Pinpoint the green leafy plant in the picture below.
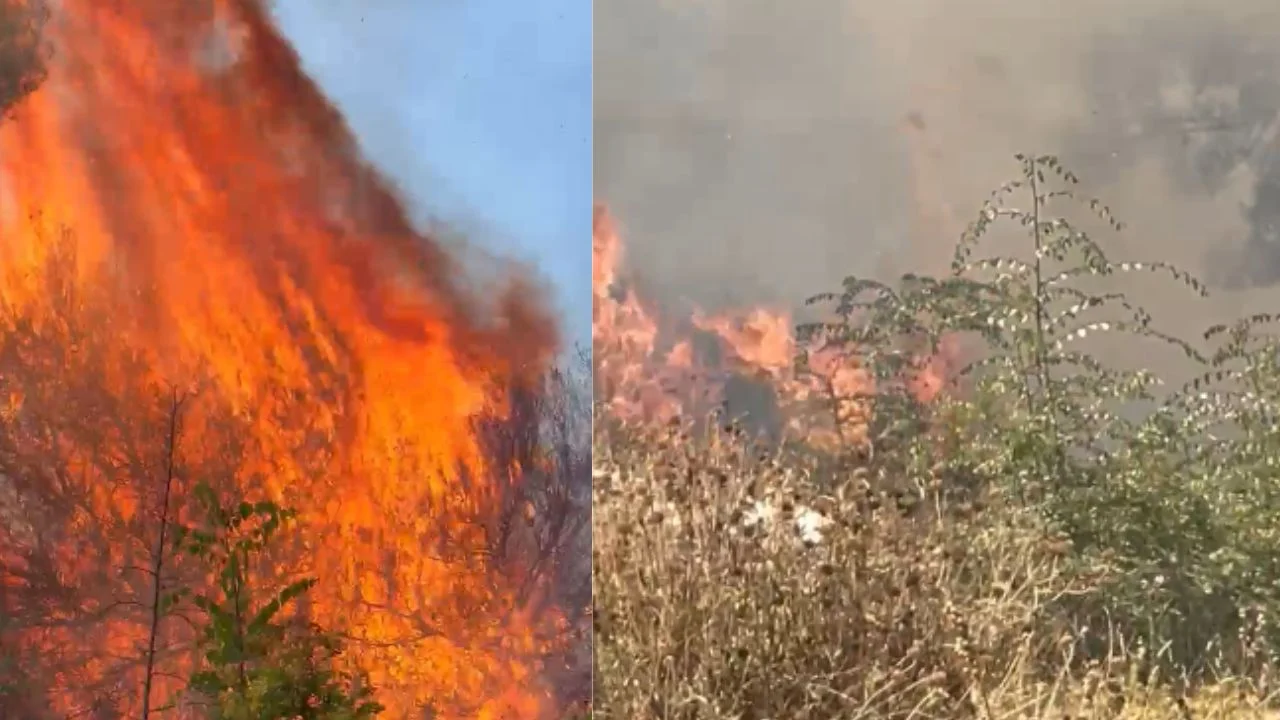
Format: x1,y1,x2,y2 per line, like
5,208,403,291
171,482,384,720
804,154,1280,674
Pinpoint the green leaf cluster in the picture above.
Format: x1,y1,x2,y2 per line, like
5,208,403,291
170,483,384,720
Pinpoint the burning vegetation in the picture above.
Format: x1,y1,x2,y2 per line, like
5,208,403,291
0,1,588,718
593,205,954,451
594,151,1280,717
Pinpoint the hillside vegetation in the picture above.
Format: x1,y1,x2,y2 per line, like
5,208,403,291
593,155,1280,719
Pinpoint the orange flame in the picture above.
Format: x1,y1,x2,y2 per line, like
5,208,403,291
0,1,567,717
593,203,954,449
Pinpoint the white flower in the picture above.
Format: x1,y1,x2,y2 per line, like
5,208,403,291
795,506,833,546
743,499,776,529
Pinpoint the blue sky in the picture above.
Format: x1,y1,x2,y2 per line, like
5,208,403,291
272,1,592,346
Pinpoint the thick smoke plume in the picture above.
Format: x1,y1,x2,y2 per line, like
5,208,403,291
596,0,1280,365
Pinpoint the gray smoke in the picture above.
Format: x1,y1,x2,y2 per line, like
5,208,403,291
595,0,908,314
595,0,1280,366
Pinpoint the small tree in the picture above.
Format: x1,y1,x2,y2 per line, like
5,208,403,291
170,483,383,720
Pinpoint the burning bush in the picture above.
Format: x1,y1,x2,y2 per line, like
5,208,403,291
594,155,1280,717
0,1,589,718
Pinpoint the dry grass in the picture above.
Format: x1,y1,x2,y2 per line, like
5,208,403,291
590,155,1280,719
591,419,1280,719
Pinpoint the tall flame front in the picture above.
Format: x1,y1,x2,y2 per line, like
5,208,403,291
0,0,562,717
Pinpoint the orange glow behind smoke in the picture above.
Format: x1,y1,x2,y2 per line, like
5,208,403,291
0,1,562,718
593,204,954,449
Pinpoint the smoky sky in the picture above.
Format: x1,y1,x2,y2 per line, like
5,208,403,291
595,0,910,313
595,0,1280,353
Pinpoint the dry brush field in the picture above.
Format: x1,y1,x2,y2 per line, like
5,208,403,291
593,157,1280,719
